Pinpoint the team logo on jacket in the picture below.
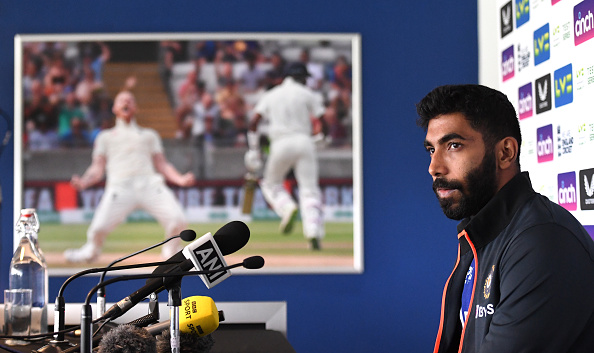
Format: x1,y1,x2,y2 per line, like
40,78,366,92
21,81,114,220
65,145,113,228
484,265,495,299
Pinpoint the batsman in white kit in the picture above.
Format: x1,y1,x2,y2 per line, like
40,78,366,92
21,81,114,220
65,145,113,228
64,90,195,263
245,62,329,250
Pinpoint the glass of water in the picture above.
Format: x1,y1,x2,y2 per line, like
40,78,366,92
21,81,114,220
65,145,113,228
4,289,32,346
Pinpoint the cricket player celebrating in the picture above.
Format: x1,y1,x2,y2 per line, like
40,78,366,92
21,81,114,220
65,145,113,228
245,63,328,250
64,90,195,263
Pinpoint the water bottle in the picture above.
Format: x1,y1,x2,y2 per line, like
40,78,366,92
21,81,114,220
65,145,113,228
9,208,48,334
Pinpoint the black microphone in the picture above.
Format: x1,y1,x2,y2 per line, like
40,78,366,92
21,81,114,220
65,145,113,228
97,325,157,353
51,260,182,345
88,256,264,309
80,256,263,353
102,221,250,321
242,255,265,269
97,230,197,316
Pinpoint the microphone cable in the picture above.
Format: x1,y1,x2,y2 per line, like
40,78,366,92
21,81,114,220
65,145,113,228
96,230,197,312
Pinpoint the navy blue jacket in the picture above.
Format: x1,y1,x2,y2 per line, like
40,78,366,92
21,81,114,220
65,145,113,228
434,172,594,353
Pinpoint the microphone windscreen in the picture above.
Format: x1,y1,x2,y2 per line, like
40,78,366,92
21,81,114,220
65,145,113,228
98,324,157,353
156,329,214,353
213,221,250,255
180,229,197,241
243,255,265,269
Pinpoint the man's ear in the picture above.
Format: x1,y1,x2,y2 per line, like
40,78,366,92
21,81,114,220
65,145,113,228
496,137,519,170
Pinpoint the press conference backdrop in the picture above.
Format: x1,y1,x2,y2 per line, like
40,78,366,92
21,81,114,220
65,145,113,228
480,0,594,238
0,1,480,352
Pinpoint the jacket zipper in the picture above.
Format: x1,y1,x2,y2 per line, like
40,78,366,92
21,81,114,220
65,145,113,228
457,230,478,353
432,245,461,353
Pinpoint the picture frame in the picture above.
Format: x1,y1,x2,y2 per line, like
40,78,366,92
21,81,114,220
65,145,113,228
14,32,363,275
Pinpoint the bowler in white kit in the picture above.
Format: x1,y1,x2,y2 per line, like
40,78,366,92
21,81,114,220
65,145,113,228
64,90,195,263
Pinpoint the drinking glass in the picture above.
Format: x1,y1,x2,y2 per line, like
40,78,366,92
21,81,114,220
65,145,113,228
4,289,32,346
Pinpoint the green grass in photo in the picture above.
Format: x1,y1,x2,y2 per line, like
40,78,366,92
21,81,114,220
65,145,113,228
38,220,354,268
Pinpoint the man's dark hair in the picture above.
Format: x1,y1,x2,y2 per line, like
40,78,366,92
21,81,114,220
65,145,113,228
416,84,522,167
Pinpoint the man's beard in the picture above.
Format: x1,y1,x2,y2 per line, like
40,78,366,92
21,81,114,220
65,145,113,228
432,150,498,220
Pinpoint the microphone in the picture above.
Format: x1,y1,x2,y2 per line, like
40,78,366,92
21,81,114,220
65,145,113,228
51,260,183,345
241,255,265,269
97,325,157,353
81,256,263,353
145,296,223,337
90,256,265,304
52,231,198,346
102,221,250,321
155,330,214,353
148,296,222,353
97,230,197,316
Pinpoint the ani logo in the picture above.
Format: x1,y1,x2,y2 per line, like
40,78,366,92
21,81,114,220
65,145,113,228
484,265,495,299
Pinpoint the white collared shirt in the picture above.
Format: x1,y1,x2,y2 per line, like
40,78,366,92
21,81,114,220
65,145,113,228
93,118,163,184
253,77,325,140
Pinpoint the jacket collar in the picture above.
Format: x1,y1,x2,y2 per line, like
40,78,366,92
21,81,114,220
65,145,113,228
457,172,536,254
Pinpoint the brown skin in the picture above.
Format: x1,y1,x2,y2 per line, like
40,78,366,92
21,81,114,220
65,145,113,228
423,113,519,214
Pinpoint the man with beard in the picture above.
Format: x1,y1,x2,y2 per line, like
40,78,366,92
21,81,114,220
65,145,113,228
416,84,594,353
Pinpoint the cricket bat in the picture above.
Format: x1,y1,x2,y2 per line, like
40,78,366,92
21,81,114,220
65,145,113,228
242,172,258,214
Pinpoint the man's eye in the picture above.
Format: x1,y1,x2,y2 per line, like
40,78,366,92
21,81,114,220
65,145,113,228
425,147,435,155
448,142,461,150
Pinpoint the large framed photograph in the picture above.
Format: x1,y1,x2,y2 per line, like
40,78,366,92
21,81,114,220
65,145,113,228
14,33,362,275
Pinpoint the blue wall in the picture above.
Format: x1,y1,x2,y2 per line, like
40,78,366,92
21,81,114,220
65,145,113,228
0,1,476,352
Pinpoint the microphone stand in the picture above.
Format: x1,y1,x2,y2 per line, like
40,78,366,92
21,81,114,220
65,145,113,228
79,258,263,353
80,305,93,353
168,283,182,353
32,257,264,353
79,265,236,353
96,230,196,316
37,260,181,353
